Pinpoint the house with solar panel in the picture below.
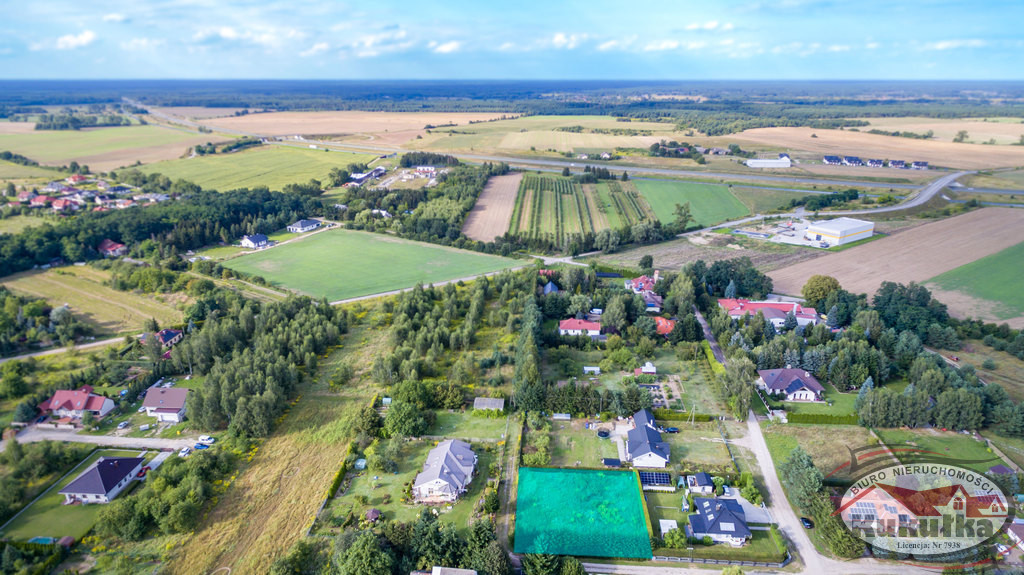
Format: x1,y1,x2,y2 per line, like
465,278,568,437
413,439,477,503
626,409,670,468
756,368,825,402
59,457,145,504
688,497,752,546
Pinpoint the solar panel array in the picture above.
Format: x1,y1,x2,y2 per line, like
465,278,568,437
638,471,672,485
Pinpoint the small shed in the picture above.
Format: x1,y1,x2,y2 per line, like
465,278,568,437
366,508,381,522
553,413,571,421
354,458,367,470
57,536,76,548
602,458,621,468
543,281,559,295
381,397,392,406
473,397,505,412
659,519,679,538
583,366,601,375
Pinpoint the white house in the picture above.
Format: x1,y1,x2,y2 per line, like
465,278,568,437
240,234,269,249
59,457,145,504
626,409,670,468
142,387,189,423
558,318,601,337
756,368,825,402
413,439,477,503
686,472,715,495
38,386,115,420
287,219,321,233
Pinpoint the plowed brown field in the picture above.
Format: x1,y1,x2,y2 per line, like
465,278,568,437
462,172,523,242
769,208,1024,301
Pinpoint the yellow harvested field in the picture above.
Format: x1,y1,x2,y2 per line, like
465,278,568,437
732,127,1024,169
858,117,1024,145
0,122,36,135
769,208,1024,300
462,172,523,242
204,111,508,142
151,106,252,119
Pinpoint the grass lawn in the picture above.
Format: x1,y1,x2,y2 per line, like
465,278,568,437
675,360,724,414
0,159,57,179
662,423,735,471
1,267,182,335
644,490,688,528
730,186,821,213
782,384,857,416
430,410,510,442
549,421,620,467
0,214,46,235
223,229,521,302
926,241,1024,321
633,180,749,226
762,423,876,485
0,125,205,166
0,449,156,541
874,428,1006,473
138,146,378,192
686,530,786,562
195,244,245,260
327,440,496,534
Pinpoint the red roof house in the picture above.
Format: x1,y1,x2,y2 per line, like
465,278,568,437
52,198,79,212
65,174,88,184
717,299,819,330
625,272,660,293
38,385,115,419
30,195,55,207
97,239,127,257
558,318,601,336
655,317,676,336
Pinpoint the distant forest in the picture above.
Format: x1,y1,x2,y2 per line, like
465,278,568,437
2,80,1024,135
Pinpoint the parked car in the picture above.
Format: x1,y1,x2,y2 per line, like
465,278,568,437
36,416,47,423
137,406,146,413
800,517,814,529
198,435,216,444
178,446,192,457
665,427,680,434
194,443,210,450
117,421,130,429
137,466,151,478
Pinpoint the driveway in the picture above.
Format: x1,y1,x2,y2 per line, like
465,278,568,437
721,491,773,524
0,427,194,453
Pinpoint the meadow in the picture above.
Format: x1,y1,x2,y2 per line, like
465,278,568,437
223,229,520,302
0,449,155,541
0,214,46,235
0,159,57,179
632,179,750,226
926,241,1024,323
729,186,825,213
138,145,378,191
874,428,1007,474
0,125,217,172
1,266,183,335
761,423,877,485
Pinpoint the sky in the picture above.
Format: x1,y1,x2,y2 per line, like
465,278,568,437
0,0,1020,80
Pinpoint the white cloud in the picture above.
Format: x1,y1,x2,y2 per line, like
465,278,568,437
644,40,679,52
120,37,164,51
350,28,413,58
597,36,636,51
686,21,726,31
498,42,517,52
865,41,880,50
300,42,329,57
924,39,986,50
552,33,585,49
103,13,127,23
432,40,461,54
193,25,304,50
55,30,96,50
827,44,850,52
722,22,734,31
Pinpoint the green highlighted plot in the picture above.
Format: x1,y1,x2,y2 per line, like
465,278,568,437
513,467,652,559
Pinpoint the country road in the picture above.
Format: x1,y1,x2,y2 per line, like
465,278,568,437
0,427,194,453
0,336,124,365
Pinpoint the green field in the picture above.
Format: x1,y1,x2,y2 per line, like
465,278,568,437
926,241,1024,321
1,266,183,335
0,125,204,166
633,180,750,226
431,410,510,442
549,424,620,468
874,428,1006,474
139,146,378,191
0,214,45,235
223,229,520,301
0,449,155,541
730,186,823,213
514,468,652,559
0,159,57,179
762,423,877,484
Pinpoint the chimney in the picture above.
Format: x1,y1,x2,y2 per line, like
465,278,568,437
786,364,792,369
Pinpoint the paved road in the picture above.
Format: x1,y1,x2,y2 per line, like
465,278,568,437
693,306,726,364
0,427,194,453
0,337,124,365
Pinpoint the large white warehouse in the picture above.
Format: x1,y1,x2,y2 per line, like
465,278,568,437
746,153,792,169
804,217,874,247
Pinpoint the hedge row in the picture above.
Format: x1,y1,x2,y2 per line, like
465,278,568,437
701,341,727,378
786,412,859,425
653,408,713,422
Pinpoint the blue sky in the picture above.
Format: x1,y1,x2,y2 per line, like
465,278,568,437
0,0,1019,79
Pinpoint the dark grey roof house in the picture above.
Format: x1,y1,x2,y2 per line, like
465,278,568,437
688,497,751,546
626,409,670,468
413,439,477,502
60,457,145,504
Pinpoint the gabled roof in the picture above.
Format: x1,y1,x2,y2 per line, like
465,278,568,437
691,472,713,487
690,497,750,538
558,318,601,332
59,457,144,496
39,386,109,413
758,369,824,395
290,219,320,228
414,439,476,493
142,387,189,411
157,328,182,345
97,238,125,253
628,410,669,462
717,298,817,320
543,281,559,294
242,233,268,244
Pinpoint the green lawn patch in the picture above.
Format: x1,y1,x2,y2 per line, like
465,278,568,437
644,490,687,528
549,422,619,468
0,449,156,541
430,410,510,442
782,385,857,416
633,180,749,227
138,146,378,192
223,229,520,301
514,467,652,559
657,530,786,563
874,428,1006,474
762,423,876,485
926,241,1024,321
0,215,46,235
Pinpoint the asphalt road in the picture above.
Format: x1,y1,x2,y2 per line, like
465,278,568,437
0,427,194,453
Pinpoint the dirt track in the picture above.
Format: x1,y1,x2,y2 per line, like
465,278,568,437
769,208,1024,299
462,172,523,242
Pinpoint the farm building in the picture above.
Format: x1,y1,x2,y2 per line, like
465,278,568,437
688,498,751,546
39,386,115,420
413,439,477,503
745,153,792,169
142,387,189,423
59,457,145,505
558,318,601,337
240,234,268,249
804,217,874,247
287,219,321,233
350,166,387,184
473,397,504,412
756,368,824,402
823,155,842,165
717,299,819,330
626,409,670,468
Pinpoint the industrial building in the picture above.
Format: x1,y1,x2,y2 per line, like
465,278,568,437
804,217,874,247
746,153,792,169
